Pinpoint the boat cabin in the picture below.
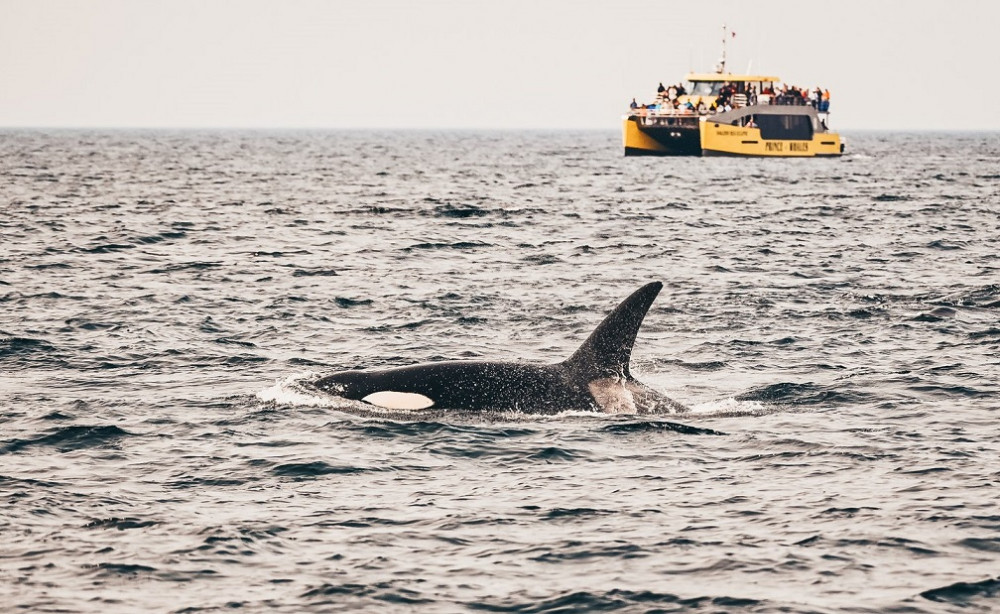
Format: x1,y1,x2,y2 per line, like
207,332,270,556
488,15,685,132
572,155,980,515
679,72,781,107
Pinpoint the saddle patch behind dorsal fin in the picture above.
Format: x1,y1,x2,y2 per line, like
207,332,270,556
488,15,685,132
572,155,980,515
563,281,663,378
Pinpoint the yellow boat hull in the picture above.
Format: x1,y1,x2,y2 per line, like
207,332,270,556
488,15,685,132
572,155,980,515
621,117,701,156
622,111,845,157
699,121,843,157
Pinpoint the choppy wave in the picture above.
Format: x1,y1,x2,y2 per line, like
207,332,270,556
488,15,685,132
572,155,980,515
1,424,132,454
2,129,999,612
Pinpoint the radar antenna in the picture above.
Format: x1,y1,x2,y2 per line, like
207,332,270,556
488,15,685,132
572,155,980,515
715,24,727,74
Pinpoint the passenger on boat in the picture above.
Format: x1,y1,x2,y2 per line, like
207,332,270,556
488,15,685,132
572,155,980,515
820,89,831,112
630,98,638,110
778,86,807,106
718,82,733,106
657,82,666,94
762,85,775,105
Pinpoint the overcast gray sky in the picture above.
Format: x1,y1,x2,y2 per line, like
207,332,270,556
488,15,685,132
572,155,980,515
2,0,997,130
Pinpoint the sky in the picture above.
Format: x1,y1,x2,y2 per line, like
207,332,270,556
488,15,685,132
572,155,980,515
1,0,998,131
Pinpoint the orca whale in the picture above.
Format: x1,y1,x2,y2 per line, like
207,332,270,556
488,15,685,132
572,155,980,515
311,281,685,414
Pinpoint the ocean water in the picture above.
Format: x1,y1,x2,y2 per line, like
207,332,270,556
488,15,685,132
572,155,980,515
1,129,999,613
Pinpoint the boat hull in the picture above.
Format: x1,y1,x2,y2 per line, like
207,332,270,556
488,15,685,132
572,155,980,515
622,116,701,156
623,109,845,158
699,118,843,157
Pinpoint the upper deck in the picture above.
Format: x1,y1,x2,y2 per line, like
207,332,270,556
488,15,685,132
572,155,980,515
684,73,781,83
628,74,831,124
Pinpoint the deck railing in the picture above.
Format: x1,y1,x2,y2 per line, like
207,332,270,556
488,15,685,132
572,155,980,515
629,96,830,118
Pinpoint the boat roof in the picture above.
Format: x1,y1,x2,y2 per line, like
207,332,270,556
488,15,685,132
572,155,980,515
708,104,821,124
685,72,781,82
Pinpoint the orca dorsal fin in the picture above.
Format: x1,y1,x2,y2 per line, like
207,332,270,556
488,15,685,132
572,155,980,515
564,281,663,378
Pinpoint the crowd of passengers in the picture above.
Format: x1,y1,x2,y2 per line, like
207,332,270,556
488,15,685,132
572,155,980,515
630,82,831,115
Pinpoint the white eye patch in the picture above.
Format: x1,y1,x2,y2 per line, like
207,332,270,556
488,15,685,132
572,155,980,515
361,391,434,410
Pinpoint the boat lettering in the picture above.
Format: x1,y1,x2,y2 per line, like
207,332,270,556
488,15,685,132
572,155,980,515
790,142,809,152
717,130,748,137
765,142,784,152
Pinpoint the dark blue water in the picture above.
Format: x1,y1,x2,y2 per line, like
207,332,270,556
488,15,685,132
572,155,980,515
2,129,999,612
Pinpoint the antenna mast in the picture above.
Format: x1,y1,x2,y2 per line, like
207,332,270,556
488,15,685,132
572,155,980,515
717,24,727,74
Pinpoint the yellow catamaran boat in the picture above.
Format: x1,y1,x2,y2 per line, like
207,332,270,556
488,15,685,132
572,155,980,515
623,28,844,157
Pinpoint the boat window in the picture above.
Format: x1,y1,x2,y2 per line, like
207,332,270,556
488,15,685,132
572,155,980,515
688,81,722,97
757,114,813,140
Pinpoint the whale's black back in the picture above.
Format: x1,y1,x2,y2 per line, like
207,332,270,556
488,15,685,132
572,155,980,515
313,281,669,412
315,360,589,412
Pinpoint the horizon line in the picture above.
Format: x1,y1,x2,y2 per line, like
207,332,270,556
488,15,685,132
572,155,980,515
2,125,997,134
